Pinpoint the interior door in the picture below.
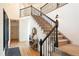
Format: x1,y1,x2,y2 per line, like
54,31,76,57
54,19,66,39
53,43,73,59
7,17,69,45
11,20,19,43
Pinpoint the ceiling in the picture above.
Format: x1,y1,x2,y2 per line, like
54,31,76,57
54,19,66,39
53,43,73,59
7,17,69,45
0,3,46,19
19,3,46,10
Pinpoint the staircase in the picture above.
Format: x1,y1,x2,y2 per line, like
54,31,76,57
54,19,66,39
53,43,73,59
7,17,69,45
31,7,79,56
20,5,79,56
32,15,70,47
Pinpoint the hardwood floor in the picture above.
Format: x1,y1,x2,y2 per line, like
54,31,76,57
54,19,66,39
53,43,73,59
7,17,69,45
9,41,39,56
10,39,19,44
59,44,79,56
9,40,79,56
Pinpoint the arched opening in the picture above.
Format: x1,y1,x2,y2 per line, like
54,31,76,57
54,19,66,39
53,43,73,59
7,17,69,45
29,27,38,50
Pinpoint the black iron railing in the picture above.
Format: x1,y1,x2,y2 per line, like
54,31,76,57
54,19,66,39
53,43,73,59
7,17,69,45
20,5,58,56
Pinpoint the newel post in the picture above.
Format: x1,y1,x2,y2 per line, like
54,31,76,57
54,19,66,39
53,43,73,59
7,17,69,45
40,8,42,16
55,14,59,47
40,39,42,56
31,5,32,15
55,20,58,47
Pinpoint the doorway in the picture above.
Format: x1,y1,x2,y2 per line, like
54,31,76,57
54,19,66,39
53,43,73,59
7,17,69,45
3,9,9,50
10,20,19,44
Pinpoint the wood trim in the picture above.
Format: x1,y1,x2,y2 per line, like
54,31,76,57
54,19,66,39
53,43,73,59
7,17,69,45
20,5,31,17
40,3,48,9
32,6,56,23
20,5,31,10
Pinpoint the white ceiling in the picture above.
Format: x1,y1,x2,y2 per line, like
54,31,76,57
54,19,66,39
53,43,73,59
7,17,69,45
19,3,46,10
0,3,46,19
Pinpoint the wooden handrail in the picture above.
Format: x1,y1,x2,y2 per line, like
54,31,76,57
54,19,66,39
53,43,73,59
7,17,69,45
20,5,56,23
20,5,31,10
20,5,57,44
42,25,56,44
32,6,56,23
40,3,48,9
31,6,58,56
20,5,32,17
40,20,58,56
20,5,59,56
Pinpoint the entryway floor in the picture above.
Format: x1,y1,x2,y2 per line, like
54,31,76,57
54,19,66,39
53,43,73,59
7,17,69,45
9,41,39,56
9,40,79,56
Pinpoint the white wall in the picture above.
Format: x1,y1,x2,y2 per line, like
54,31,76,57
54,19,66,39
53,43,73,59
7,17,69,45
0,3,20,19
46,4,79,45
19,16,46,42
19,16,30,41
20,16,46,51
0,8,4,56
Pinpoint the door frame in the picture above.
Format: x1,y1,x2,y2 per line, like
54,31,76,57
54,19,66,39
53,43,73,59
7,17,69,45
3,9,9,50
10,20,19,43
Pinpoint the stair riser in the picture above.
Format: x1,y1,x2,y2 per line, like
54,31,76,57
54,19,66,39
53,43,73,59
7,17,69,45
59,41,69,46
35,19,52,27
33,15,70,48
45,32,61,35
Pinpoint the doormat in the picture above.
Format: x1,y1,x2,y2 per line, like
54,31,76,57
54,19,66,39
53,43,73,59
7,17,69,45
5,47,21,56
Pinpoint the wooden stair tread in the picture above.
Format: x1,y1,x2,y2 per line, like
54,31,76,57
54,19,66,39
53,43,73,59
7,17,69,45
52,53,61,56
58,39,69,46
59,44,79,56
58,39,68,42
51,34,62,36
52,51,61,56
32,15,52,27
45,31,61,35
32,15,71,49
